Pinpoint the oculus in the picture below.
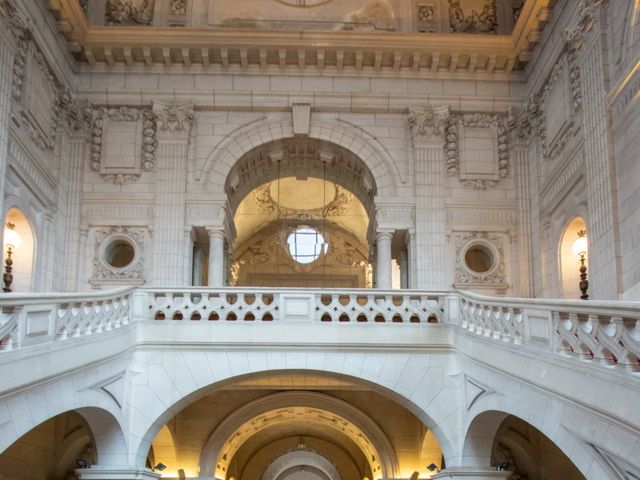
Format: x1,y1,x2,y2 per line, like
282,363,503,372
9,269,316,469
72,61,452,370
287,227,328,264
104,238,136,269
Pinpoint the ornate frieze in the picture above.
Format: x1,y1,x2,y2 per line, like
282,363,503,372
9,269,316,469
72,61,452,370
89,106,157,184
448,0,497,34
376,205,415,229
90,226,147,286
105,0,154,25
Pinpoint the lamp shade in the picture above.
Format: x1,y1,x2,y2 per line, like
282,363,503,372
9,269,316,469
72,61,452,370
3,226,20,249
572,234,588,256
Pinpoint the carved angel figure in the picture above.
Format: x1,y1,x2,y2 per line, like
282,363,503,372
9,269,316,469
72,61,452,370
105,0,154,25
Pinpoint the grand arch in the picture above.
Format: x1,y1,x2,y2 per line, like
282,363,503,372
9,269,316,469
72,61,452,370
130,354,460,468
196,116,402,198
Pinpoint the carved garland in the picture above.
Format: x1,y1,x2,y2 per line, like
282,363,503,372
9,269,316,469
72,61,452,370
89,107,157,184
252,183,351,219
444,113,510,190
105,0,154,25
447,0,497,34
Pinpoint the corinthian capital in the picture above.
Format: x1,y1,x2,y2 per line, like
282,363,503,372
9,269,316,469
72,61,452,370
408,105,450,141
152,101,194,133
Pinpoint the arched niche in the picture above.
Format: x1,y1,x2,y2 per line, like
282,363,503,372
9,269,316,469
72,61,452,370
558,216,588,299
262,450,341,480
3,207,36,292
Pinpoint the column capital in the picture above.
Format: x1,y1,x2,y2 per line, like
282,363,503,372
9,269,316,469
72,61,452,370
76,466,161,480
152,101,194,138
205,227,226,240
375,230,394,242
432,467,512,480
408,104,450,144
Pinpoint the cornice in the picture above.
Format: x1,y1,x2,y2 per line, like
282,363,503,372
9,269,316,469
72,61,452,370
45,0,554,76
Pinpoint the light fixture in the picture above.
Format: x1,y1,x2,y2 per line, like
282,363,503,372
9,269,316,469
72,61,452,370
572,229,589,300
3,222,20,293
154,463,167,472
427,463,439,472
497,461,510,471
75,458,89,468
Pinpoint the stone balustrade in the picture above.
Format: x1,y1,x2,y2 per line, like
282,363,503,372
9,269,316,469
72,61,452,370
459,291,640,374
145,288,447,324
0,287,133,351
2,287,639,376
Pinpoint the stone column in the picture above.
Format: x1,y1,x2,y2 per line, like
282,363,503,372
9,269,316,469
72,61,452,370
408,105,450,290
207,228,226,287
432,468,511,480
566,2,621,299
375,230,393,289
76,466,160,480
151,102,193,286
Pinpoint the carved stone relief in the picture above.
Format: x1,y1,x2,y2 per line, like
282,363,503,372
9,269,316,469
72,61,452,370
407,105,450,139
416,2,436,32
343,1,396,31
251,183,351,219
152,102,194,132
445,113,509,189
79,0,89,13
453,231,507,292
90,226,146,286
105,0,154,25
170,0,187,16
447,0,497,34
90,107,157,184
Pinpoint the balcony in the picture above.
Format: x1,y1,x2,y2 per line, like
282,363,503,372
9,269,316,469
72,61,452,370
1,287,638,376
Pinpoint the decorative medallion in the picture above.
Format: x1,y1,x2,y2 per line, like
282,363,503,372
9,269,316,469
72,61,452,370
275,0,334,7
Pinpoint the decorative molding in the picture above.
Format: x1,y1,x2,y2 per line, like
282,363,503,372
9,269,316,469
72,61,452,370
453,231,508,292
82,202,154,221
105,0,154,25
169,0,187,16
444,112,509,188
152,101,193,133
89,106,157,184
446,207,515,228
408,105,450,140
252,183,352,220
564,0,604,52
447,0,497,34
90,226,147,286
58,88,93,135
539,148,584,213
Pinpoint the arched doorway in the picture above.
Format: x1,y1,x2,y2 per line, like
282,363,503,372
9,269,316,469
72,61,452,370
221,138,377,288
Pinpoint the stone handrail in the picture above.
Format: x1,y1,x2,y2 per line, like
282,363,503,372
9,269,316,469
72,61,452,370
143,288,449,324
457,290,640,374
0,287,134,351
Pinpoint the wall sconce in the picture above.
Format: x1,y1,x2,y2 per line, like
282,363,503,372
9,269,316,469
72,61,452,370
154,463,167,472
3,222,21,293
427,463,440,472
572,229,589,300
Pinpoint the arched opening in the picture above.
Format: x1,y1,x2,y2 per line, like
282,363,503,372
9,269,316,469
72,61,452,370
0,411,95,478
491,415,585,479
3,207,35,292
224,138,376,288
558,217,588,299
141,370,444,480
463,411,585,479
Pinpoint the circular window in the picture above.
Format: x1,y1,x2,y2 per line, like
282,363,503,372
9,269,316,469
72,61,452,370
464,244,495,273
104,239,135,269
287,227,328,264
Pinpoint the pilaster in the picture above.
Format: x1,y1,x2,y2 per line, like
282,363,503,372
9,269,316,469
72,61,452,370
408,105,450,290
566,1,621,299
151,102,193,286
